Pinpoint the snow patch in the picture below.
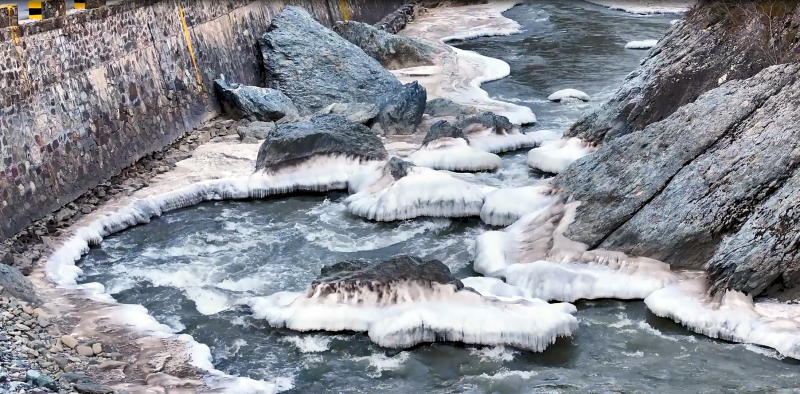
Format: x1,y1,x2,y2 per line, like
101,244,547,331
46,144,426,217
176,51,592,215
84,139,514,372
548,89,590,102
527,138,595,174
583,1,691,15
625,39,658,49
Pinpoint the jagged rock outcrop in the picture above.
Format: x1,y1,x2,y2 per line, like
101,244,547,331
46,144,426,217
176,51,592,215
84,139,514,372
424,98,480,118
568,4,800,144
0,264,40,305
259,7,426,135
309,255,465,297
422,120,468,146
375,2,422,34
456,111,514,134
333,20,440,70
214,79,299,122
556,63,800,297
255,114,387,171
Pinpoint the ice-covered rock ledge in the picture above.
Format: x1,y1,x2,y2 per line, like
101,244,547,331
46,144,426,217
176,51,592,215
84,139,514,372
394,1,537,125
582,0,693,15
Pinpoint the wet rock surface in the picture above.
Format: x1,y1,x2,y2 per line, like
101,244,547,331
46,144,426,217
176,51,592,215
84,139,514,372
557,63,800,297
214,79,299,122
333,20,440,70
309,255,465,297
567,4,800,144
255,114,388,171
421,120,468,146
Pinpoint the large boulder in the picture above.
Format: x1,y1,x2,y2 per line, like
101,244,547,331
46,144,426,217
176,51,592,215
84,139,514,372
309,255,465,297
214,79,299,122
333,20,440,70
255,114,387,172
259,7,426,135
554,63,800,297
0,264,40,305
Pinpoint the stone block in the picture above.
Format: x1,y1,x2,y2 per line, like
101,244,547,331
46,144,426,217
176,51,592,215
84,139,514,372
0,4,18,27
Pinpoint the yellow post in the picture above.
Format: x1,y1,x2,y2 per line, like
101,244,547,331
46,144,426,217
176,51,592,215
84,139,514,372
178,6,204,92
28,1,42,20
338,0,350,21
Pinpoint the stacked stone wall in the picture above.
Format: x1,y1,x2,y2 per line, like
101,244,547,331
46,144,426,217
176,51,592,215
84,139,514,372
0,0,403,239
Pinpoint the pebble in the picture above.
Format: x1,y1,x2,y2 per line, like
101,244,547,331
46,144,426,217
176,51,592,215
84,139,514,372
60,335,78,349
92,343,102,355
76,345,95,357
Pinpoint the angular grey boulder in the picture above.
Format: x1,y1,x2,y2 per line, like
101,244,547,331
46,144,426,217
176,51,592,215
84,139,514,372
456,111,514,134
0,264,40,305
422,120,468,146
309,255,464,298
259,7,426,135
383,157,415,181
425,98,480,118
375,81,427,135
333,20,440,70
214,79,299,122
255,114,388,171
554,63,800,297
238,121,276,144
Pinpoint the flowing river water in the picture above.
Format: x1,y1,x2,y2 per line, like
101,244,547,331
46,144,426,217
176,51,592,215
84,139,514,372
74,2,800,393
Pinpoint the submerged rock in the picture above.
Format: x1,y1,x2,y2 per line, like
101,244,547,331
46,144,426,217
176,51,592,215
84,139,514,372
0,264,39,305
333,20,440,70
255,114,387,172
214,79,299,122
260,7,426,135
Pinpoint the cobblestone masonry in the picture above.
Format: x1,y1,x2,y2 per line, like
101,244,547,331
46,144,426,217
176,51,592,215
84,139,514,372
0,0,404,240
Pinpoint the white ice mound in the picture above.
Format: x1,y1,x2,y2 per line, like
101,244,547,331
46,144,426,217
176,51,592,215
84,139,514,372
474,201,684,302
548,89,590,102
527,138,595,174
345,159,490,221
251,155,383,196
645,278,800,359
583,1,692,15
480,185,557,226
625,39,658,49
247,283,577,352
469,127,560,154
408,138,502,172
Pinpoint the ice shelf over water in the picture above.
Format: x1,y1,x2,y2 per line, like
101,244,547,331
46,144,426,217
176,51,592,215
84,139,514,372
548,89,590,102
246,282,577,352
408,138,502,172
527,138,596,174
480,184,557,226
625,39,659,49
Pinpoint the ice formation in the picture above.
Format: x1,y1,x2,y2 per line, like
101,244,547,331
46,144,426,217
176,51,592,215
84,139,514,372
583,0,692,15
469,127,559,154
625,39,659,49
527,138,595,174
473,201,683,302
252,155,384,196
548,89,590,102
345,158,491,221
246,282,577,352
408,138,502,172
645,278,800,359
480,185,557,226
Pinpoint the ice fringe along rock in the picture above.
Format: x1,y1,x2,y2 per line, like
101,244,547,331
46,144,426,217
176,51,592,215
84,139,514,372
625,39,658,49
346,158,492,221
645,278,800,360
245,255,577,352
527,138,596,174
548,89,590,102
408,138,501,172
453,112,558,154
480,185,557,226
473,201,683,302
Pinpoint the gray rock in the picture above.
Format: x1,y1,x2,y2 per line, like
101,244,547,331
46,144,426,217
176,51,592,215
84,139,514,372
566,5,789,144
318,102,379,125
375,81,427,135
238,121,276,144
259,7,426,135
214,79,299,122
259,7,401,116
59,372,86,383
60,335,78,349
255,114,388,172
76,345,94,357
424,98,479,118
456,111,514,134
383,157,415,181
0,265,39,305
422,120,468,146
310,255,464,298
333,20,440,70
74,381,115,394
555,63,800,297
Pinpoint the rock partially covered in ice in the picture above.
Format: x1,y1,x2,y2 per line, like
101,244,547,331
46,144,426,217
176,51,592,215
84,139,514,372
480,185,557,226
346,158,489,221
454,112,553,154
422,120,468,146
548,89,590,102
255,114,387,172
317,102,379,125
0,264,40,305
424,98,480,118
333,20,440,70
527,138,595,174
625,39,658,49
246,256,578,352
645,278,800,360
375,81,427,135
214,79,299,121
310,255,464,297
457,112,513,134
260,7,426,136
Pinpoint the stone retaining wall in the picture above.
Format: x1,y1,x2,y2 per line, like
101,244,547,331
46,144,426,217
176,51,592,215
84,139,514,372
0,0,404,240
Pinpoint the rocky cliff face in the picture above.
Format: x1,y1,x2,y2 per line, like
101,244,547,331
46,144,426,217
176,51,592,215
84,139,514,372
556,1,800,298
